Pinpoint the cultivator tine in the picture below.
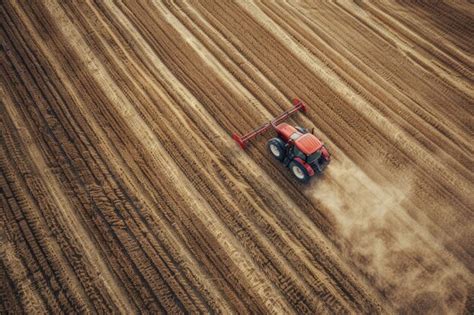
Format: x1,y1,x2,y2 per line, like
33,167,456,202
231,133,246,149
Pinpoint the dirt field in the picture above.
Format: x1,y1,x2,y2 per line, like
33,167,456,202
1,0,472,313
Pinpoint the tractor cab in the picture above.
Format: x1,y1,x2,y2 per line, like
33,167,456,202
267,123,330,182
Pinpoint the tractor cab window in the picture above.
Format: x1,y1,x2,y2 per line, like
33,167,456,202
290,133,301,141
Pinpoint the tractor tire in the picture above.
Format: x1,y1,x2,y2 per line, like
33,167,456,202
289,160,310,183
267,138,285,161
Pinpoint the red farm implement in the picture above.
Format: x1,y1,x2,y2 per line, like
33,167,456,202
232,98,330,183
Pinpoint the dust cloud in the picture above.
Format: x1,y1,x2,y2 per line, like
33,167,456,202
311,158,471,314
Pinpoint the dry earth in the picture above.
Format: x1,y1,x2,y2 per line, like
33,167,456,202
0,0,473,314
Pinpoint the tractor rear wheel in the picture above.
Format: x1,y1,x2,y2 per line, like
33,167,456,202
289,160,310,183
267,138,285,161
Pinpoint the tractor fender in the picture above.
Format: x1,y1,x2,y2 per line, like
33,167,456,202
293,157,315,177
321,146,330,160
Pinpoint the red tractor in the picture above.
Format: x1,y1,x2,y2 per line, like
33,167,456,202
232,98,330,183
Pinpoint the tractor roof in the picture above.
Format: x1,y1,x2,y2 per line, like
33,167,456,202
275,123,297,140
295,134,322,155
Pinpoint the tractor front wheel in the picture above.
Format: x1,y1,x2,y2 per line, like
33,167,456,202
267,138,285,161
289,161,310,183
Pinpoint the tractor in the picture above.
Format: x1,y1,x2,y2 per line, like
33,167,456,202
232,98,330,183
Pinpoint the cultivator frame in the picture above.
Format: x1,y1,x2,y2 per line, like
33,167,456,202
232,98,306,149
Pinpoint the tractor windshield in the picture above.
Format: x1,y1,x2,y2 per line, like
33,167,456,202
306,150,322,163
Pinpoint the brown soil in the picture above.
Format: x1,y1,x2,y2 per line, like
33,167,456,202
1,1,472,313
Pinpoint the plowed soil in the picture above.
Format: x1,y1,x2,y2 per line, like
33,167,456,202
1,1,473,313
